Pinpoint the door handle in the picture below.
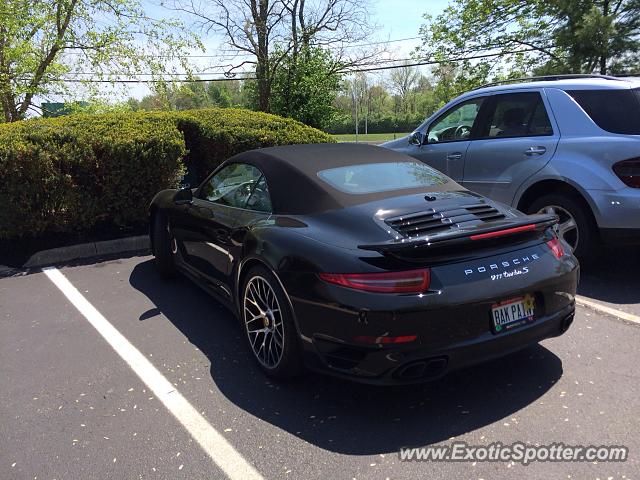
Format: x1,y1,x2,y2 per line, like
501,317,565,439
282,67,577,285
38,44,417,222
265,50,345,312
524,146,546,156
446,152,463,160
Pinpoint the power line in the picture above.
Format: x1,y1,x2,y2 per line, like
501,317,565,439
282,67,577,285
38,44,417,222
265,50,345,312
63,51,255,60
57,41,556,78
337,47,555,73
40,76,257,83
324,35,422,49
40,47,553,83
61,35,423,59
62,56,419,77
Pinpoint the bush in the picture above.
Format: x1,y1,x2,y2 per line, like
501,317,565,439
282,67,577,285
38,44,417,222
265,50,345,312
325,114,426,135
168,108,333,184
0,108,333,240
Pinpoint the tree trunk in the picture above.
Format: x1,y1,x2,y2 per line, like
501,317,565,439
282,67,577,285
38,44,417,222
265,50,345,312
253,0,271,112
0,25,18,122
600,0,609,74
283,0,300,116
1,95,17,122
256,60,271,112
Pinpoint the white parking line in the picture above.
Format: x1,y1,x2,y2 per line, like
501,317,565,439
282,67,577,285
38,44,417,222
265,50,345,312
43,267,264,480
575,295,640,324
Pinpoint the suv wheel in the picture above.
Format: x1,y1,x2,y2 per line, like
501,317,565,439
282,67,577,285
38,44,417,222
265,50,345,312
527,193,597,259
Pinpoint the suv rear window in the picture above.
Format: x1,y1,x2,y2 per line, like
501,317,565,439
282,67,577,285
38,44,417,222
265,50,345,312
568,88,640,134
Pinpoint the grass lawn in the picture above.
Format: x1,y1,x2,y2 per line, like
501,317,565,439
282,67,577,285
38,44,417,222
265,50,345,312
331,132,411,143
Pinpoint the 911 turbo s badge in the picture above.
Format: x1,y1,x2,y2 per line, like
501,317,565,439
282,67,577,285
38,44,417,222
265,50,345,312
464,253,540,277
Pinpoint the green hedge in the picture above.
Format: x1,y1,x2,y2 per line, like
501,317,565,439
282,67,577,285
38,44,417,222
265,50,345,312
326,113,425,135
0,108,333,240
168,109,332,184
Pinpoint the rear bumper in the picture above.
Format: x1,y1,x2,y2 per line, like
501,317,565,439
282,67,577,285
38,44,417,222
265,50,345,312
303,303,575,385
285,243,579,385
588,187,640,231
599,228,640,246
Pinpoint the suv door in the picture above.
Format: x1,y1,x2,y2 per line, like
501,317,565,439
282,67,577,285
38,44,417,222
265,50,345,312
462,90,560,205
406,97,486,181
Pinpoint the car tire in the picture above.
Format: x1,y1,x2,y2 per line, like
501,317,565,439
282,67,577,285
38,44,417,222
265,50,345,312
241,265,304,379
527,193,597,260
151,212,177,279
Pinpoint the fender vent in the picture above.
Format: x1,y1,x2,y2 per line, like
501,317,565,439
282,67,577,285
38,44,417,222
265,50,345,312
386,204,505,238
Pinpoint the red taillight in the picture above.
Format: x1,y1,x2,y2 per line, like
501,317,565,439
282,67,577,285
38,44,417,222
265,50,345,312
613,158,640,188
546,238,565,259
319,268,430,293
354,335,418,344
469,224,536,240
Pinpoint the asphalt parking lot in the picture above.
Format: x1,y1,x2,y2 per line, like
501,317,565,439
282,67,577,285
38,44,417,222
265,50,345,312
1,250,639,480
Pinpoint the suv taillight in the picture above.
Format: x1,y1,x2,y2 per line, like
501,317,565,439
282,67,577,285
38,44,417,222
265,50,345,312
613,158,640,188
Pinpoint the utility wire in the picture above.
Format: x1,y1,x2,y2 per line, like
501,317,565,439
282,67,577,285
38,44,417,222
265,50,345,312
337,47,550,73
35,46,553,83
56,42,557,78
61,35,424,59
63,56,421,76
35,76,257,83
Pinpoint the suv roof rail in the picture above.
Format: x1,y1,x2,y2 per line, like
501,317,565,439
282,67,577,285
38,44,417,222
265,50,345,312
472,74,625,91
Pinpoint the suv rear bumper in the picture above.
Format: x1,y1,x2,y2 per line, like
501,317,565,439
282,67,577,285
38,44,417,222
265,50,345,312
588,187,640,234
600,228,640,245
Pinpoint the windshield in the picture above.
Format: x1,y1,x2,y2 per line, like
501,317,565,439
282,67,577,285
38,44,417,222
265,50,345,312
317,161,448,194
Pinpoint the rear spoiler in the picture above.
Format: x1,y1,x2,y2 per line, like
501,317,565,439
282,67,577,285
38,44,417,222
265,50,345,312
358,214,557,253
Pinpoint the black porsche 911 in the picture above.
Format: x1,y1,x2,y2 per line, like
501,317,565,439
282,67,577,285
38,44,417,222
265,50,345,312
149,143,578,384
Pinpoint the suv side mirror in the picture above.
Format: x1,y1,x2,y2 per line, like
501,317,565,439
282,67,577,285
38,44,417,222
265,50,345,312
409,131,424,146
173,186,193,205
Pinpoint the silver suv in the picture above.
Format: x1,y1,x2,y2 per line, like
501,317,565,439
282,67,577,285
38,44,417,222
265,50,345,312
382,74,640,258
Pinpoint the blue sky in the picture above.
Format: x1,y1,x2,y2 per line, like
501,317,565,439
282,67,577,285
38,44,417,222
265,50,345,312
375,0,450,51
127,0,451,99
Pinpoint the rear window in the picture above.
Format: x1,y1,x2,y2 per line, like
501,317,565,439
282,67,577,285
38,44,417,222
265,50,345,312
568,88,640,134
317,161,447,194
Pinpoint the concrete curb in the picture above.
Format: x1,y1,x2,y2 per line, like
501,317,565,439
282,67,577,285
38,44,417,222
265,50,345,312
575,295,640,325
23,235,150,268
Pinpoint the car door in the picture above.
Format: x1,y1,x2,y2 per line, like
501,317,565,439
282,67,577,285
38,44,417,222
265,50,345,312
171,163,265,297
405,97,487,181
462,90,560,205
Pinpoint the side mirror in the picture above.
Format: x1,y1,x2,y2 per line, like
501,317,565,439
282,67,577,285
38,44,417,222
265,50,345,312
409,131,424,146
173,186,193,205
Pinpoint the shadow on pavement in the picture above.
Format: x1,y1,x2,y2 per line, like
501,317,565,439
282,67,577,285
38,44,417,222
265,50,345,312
578,246,640,305
130,259,563,455
0,251,149,279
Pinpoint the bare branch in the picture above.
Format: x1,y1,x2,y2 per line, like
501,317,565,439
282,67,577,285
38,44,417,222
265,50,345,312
168,0,377,111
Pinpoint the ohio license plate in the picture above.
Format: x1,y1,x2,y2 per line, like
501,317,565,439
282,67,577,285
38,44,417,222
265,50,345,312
491,294,535,333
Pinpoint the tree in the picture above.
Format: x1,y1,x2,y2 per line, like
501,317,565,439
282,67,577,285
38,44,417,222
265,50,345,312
126,79,251,112
269,47,341,129
207,81,240,108
170,82,211,110
343,73,370,133
388,63,420,117
0,0,198,122
169,0,377,112
366,83,390,122
420,0,640,76
430,61,491,107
